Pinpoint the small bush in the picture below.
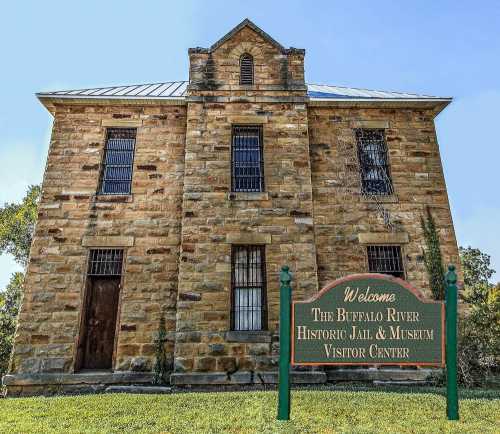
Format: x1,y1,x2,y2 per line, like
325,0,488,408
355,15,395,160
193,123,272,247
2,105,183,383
152,312,169,385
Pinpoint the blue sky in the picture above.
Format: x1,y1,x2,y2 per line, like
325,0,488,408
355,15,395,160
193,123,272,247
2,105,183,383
1,1,499,288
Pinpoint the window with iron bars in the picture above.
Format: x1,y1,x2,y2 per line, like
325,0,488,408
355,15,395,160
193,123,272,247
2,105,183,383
355,129,393,195
87,249,124,276
231,245,267,331
367,245,405,279
99,128,136,194
240,53,254,85
231,125,264,192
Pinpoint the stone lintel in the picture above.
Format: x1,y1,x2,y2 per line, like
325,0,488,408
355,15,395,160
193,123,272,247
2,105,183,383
102,119,143,128
229,115,268,124
351,120,390,129
82,236,135,247
226,233,271,244
225,331,272,343
2,371,154,386
358,232,409,245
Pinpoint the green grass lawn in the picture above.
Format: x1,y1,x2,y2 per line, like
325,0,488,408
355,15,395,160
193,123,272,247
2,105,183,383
0,389,498,434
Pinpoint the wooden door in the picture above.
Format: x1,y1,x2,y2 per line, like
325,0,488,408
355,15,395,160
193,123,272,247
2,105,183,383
80,277,120,370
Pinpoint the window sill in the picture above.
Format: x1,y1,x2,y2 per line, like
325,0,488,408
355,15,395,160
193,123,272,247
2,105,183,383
93,194,134,203
225,330,271,343
361,194,398,204
228,192,269,201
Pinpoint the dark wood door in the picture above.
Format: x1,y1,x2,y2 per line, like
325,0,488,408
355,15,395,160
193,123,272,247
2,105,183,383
81,277,120,370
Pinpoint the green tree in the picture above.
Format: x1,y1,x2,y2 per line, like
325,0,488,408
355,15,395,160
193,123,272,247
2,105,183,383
421,207,446,300
459,246,496,304
0,185,41,266
456,246,499,387
0,273,23,375
0,184,41,376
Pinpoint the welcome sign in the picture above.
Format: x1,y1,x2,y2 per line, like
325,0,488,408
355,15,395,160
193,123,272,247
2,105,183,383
292,274,444,366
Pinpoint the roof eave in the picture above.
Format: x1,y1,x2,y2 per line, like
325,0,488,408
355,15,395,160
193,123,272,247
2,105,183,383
37,93,452,118
36,94,187,114
308,97,452,117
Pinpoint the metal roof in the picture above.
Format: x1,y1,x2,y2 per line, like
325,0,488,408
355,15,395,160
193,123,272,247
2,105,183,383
37,81,189,99
36,81,449,102
306,84,448,100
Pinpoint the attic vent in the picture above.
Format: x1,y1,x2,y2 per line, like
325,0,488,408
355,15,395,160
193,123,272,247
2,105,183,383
240,54,254,85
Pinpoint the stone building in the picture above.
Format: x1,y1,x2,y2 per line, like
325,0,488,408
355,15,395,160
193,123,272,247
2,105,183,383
4,19,459,395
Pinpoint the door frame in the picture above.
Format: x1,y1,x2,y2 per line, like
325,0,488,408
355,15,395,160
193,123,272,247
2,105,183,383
74,249,125,372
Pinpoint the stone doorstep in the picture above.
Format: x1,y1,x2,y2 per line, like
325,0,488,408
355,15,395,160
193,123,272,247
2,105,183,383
170,371,327,385
2,371,154,387
326,368,439,382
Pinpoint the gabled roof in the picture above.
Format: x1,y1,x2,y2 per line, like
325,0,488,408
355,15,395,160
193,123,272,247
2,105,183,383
208,18,286,52
36,81,450,102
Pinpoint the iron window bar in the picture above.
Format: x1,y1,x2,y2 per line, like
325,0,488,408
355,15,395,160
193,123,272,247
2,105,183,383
87,249,124,276
99,128,136,195
355,129,393,196
367,245,405,279
240,53,254,85
231,245,267,331
231,125,264,192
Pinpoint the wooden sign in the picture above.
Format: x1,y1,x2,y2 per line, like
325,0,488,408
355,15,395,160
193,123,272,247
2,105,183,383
292,274,444,366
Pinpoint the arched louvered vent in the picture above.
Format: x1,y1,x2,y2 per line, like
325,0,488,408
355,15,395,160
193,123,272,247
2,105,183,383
240,54,254,85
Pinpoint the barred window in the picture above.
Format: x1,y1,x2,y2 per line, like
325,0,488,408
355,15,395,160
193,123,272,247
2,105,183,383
99,128,136,194
367,245,405,279
231,126,264,192
87,249,124,276
231,245,267,331
240,53,254,85
356,129,393,195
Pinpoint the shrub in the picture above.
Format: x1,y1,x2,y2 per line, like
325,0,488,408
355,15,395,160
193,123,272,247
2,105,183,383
457,286,499,387
153,312,169,385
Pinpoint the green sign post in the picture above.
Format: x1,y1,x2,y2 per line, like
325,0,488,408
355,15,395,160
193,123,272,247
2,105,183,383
445,265,459,420
277,266,292,421
277,266,459,421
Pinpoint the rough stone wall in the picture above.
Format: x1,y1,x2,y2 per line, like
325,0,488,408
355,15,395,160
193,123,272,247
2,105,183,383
308,106,460,295
10,103,186,375
172,25,315,376
174,100,318,375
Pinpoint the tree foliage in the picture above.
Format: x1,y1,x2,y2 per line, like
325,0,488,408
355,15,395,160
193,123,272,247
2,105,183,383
458,291,500,387
0,272,24,375
459,246,496,304
0,185,41,267
421,207,446,300
457,246,499,387
0,184,40,376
